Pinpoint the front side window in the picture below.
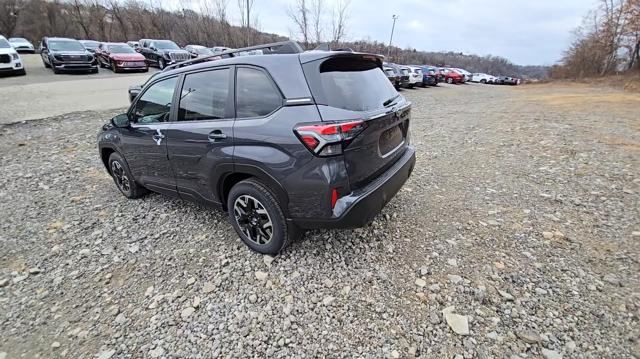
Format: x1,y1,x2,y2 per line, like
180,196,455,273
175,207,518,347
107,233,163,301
132,77,178,124
178,69,230,121
236,67,282,118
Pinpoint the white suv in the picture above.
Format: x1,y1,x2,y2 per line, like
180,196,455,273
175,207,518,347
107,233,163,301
0,35,25,76
401,65,422,88
471,73,496,84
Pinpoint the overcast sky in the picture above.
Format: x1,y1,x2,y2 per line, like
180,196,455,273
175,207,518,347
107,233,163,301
190,0,597,66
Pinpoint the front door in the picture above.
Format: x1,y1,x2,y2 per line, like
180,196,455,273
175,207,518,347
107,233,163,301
166,67,235,206
120,75,179,196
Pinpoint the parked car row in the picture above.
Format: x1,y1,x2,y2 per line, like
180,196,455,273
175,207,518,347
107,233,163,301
0,34,237,76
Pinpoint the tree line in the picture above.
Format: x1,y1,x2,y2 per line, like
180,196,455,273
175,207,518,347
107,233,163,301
552,0,640,78
0,0,285,48
1,0,546,78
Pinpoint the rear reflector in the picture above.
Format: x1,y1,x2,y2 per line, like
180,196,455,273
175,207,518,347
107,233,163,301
331,188,339,209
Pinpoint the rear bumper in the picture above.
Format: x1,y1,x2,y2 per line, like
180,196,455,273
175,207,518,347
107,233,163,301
292,146,416,229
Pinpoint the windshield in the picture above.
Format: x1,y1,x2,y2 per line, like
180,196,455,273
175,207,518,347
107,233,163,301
9,38,28,43
154,41,179,50
81,41,99,48
0,39,11,49
49,40,85,52
195,47,213,55
108,44,135,53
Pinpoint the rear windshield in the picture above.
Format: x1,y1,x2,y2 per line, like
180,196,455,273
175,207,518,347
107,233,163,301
310,57,398,112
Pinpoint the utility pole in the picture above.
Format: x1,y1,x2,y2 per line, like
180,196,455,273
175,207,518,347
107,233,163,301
387,14,398,59
246,0,250,46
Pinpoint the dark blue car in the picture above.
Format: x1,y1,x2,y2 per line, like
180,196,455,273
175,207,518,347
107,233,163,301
420,66,438,86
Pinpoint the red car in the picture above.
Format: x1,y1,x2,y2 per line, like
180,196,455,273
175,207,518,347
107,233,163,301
442,68,463,84
96,42,148,73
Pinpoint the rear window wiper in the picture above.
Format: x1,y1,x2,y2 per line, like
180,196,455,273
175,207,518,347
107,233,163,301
383,94,400,107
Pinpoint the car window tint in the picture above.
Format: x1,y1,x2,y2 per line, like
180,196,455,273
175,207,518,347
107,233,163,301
178,69,230,121
312,57,397,112
236,67,282,118
132,77,177,124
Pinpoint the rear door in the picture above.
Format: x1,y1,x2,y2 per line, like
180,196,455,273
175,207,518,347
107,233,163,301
165,66,235,206
303,55,411,190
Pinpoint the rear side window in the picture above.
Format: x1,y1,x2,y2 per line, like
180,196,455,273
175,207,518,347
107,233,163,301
311,57,397,112
178,69,230,121
235,67,282,118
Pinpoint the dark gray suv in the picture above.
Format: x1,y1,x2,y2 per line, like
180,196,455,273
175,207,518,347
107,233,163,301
97,41,416,254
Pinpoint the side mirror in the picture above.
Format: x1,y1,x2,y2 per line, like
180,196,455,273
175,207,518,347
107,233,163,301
150,46,157,51
111,114,130,128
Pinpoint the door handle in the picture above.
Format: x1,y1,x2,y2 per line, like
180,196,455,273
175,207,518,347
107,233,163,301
152,129,165,145
208,130,227,141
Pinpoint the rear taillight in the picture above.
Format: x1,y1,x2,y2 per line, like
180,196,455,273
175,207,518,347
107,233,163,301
294,120,366,156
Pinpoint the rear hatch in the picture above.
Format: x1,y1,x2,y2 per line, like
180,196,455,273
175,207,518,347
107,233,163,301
302,54,411,190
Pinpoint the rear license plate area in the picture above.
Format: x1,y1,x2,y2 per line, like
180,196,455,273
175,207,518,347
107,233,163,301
379,125,404,155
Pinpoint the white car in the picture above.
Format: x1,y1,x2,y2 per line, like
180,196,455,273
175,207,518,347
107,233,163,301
402,65,423,88
0,35,26,76
8,37,35,53
471,73,497,84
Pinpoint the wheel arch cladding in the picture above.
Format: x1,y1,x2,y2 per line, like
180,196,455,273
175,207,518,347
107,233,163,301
100,147,116,172
219,168,290,216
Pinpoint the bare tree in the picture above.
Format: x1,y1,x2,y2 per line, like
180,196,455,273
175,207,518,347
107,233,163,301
0,0,25,37
331,0,350,45
237,0,255,46
287,0,309,46
310,0,323,43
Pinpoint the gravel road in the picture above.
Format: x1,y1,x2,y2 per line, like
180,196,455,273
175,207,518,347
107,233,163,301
0,54,156,125
0,83,638,358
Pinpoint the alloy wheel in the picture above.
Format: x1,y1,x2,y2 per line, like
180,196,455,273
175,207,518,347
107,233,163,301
110,161,130,194
233,195,273,245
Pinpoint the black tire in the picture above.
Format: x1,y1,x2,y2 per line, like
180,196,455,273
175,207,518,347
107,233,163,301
227,179,300,254
111,60,119,73
52,67,61,74
43,59,51,68
447,78,453,84
158,58,165,70
108,152,148,199
480,79,487,84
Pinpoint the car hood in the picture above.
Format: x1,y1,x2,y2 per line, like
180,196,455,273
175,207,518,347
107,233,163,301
0,48,18,55
111,53,145,61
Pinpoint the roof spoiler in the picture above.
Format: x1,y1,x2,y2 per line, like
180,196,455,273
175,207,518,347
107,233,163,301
312,43,354,52
163,40,304,72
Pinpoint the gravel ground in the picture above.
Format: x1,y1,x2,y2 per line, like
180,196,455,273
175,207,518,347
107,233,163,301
0,83,638,358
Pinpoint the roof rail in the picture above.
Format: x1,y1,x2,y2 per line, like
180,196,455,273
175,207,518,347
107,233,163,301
163,40,304,72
